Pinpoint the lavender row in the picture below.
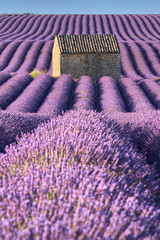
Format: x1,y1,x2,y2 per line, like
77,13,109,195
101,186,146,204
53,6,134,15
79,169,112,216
125,15,154,41
138,79,160,109
0,73,33,109
118,77,155,112
0,15,42,41
6,15,41,40
114,15,135,41
7,74,54,113
126,42,159,80
150,42,160,61
72,76,96,110
35,15,58,40
105,109,160,169
138,15,160,40
31,41,53,72
117,15,143,42
119,42,142,80
0,110,160,239
17,41,44,73
0,15,27,35
44,15,64,41
0,15,15,33
0,73,160,114
119,41,160,80
118,14,160,41
0,15,35,39
131,15,160,41
17,15,51,41
0,42,10,54
0,41,54,74
122,15,159,41
0,42,21,71
37,74,75,116
3,41,33,73
0,110,51,153
0,72,12,86
0,14,159,41
107,15,125,42
22,15,53,41
74,15,83,35
65,15,76,35
4,15,36,38
137,42,160,76
113,15,150,41
98,76,127,113
149,15,160,35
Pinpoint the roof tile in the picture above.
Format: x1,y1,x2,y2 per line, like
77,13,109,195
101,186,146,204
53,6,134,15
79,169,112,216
56,34,120,53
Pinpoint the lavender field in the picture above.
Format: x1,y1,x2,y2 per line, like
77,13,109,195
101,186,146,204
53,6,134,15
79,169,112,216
0,14,160,239
0,14,159,78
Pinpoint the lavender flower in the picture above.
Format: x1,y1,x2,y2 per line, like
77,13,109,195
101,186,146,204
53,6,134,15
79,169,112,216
7,74,54,113
37,74,74,116
0,109,160,239
118,77,155,112
0,72,12,86
138,78,160,109
98,76,127,113
0,73,33,109
72,75,96,111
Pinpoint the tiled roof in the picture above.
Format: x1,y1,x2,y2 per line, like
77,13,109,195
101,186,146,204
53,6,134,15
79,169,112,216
55,34,120,53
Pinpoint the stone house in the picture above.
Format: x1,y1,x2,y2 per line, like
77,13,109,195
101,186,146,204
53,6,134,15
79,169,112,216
52,34,121,81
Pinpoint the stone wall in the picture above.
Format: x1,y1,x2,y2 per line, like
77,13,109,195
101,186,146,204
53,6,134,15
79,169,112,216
52,38,61,78
60,52,121,81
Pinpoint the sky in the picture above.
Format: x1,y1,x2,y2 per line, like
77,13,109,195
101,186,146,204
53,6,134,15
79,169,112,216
0,0,159,14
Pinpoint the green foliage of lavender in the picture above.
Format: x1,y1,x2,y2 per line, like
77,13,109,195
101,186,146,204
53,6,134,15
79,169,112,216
0,109,160,239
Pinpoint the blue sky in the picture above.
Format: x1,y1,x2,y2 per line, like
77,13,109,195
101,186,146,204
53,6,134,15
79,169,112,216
0,0,160,14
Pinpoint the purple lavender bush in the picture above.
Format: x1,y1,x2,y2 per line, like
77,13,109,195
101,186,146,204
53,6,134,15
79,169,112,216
106,109,160,174
138,79,160,109
122,117,160,172
72,76,96,111
119,42,143,80
17,42,44,74
98,76,127,113
0,71,12,86
0,110,51,153
7,74,54,113
4,42,32,73
118,77,155,112
34,41,53,73
0,73,33,109
0,109,160,239
37,74,75,116
0,42,20,71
